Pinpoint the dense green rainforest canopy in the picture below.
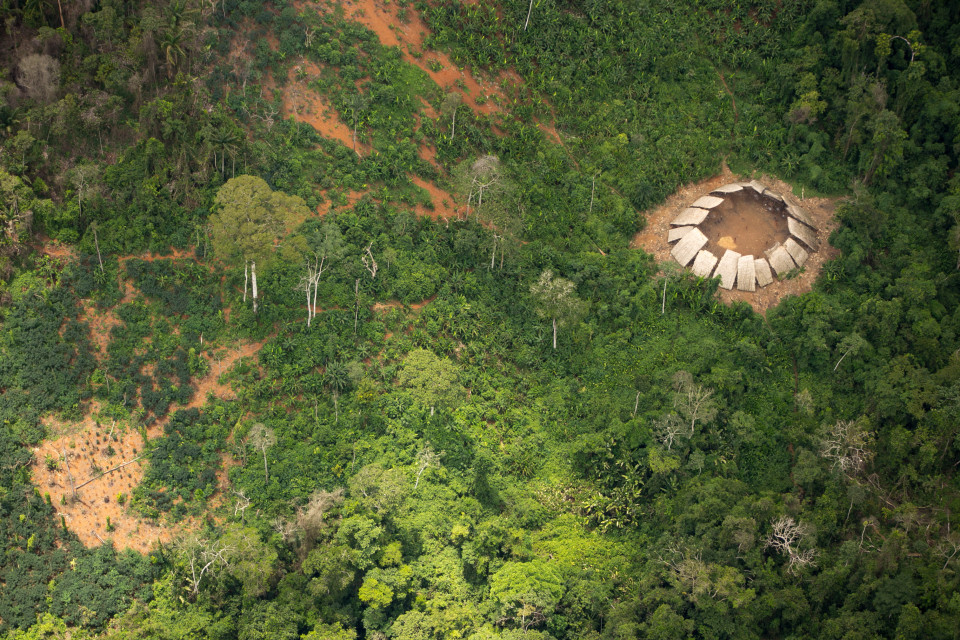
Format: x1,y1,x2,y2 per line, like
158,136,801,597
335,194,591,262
1,0,960,638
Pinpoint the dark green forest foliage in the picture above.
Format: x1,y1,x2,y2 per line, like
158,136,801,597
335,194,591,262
2,0,960,639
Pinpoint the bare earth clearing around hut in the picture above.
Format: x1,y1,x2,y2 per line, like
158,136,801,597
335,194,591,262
633,167,840,314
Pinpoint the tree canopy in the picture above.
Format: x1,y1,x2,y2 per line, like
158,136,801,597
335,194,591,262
2,1,960,639
210,175,306,268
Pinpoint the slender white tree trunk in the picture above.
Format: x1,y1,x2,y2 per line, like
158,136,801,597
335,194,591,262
524,0,534,30
312,255,323,324
490,236,497,269
94,228,104,273
251,260,258,314
305,277,312,327
451,109,456,141
244,262,248,303
552,317,557,350
590,174,597,214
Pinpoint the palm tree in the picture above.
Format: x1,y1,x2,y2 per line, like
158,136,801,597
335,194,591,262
205,125,240,176
159,27,187,79
324,361,350,423
20,0,52,28
159,1,198,79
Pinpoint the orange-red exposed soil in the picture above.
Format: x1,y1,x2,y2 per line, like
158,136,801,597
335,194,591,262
31,341,263,554
27,0,574,554
335,0,505,117
632,166,840,315
282,61,359,151
411,175,457,220
419,98,440,120
316,189,369,216
372,295,435,312
270,0,562,224
36,238,76,260
418,142,439,169
117,248,197,263
78,302,121,363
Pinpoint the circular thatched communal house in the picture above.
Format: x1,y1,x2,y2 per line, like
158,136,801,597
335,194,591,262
667,181,820,292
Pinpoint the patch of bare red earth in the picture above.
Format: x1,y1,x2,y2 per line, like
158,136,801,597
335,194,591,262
285,0,555,222
372,295,435,313
31,341,263,554
631,166,840,315
337,0,507,117
282,60,361,151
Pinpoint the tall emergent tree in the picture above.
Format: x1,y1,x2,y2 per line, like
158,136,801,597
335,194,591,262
209,175,307,313
530,269,587,350
398,349,463,416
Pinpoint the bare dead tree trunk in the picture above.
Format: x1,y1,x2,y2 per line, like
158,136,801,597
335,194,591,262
312,273,319,321
524,0,534,30
303,275,312,327
244,262,248,303
354,279,360,335
251,260,258,313
93,227,104,273
362,245,378,278
75,455,146,490
589,173,597,214
552,317,557,350
61,449,77,500
834,348,853,372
